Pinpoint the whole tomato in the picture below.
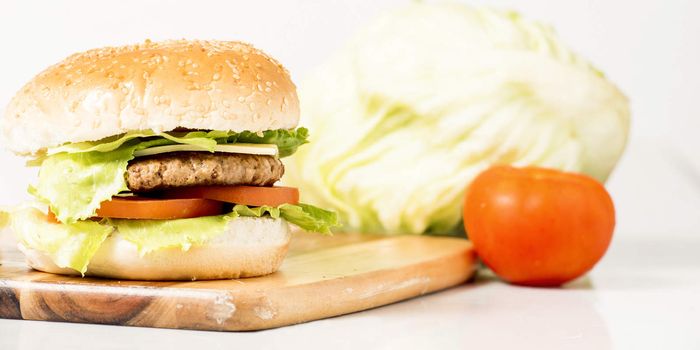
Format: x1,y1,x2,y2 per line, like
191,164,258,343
463,166,615,287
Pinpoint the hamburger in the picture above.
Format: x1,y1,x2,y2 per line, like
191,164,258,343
2,40,338,280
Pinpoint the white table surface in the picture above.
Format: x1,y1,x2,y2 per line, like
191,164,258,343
1,140,699,349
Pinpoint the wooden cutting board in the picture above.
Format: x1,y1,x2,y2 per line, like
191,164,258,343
0,231,476,331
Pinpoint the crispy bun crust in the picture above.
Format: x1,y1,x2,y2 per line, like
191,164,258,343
3,40,300,155
19,216,291,280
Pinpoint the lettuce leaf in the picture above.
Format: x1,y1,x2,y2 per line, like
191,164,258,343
0,208,9,229
110,203,338,255
279,203,339,234
9,204,338,274
232,129,309,158
47,130,163,155
10,207,114,274
228,203,338,234
33,147,135,223
46,128,309,157
109,213,235,255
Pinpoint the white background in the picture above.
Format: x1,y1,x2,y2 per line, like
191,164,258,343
0,0,698,239
1,2,699,348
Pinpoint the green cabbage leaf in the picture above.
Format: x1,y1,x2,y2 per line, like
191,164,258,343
287,3,630,235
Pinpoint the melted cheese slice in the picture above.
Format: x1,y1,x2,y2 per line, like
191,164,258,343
133,143,278,157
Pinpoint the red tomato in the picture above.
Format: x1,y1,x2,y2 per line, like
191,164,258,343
463,166,615,287
161,186,299,207
47,186,299,222
95,197,224,220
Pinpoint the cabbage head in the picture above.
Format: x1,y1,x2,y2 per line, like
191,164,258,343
286,3,630,235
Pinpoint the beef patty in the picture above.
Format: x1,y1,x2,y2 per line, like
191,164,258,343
126,152,284,192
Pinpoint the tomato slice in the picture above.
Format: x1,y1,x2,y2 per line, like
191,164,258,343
95,196,224,220
46,210,61,223
162,186,299,207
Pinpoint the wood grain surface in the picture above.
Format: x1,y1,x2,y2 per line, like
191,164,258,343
0,231,476,331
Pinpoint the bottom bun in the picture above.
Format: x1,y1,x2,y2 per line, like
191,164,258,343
19,216,291,280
